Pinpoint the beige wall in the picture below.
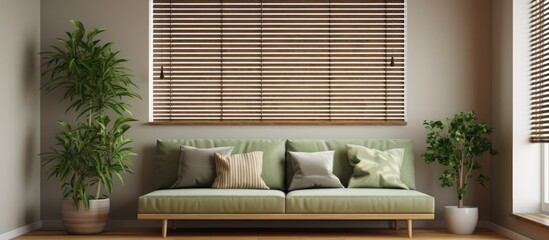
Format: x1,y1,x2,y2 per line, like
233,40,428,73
0,0,41,235
491,0,549,239
40,0,493,224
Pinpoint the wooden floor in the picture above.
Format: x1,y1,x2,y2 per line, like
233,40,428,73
16,228,508,240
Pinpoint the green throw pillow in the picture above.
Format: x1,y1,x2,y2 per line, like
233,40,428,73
346,144,409,189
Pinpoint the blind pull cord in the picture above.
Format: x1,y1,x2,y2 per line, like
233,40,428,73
160,66,165,79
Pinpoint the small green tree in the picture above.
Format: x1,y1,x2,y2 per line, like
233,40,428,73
422,111,496,208
41,20,141,209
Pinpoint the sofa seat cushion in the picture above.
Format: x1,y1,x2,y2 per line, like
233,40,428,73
285,188,434,214
138,189,285,214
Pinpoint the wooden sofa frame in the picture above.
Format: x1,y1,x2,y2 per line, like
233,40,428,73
138,213,435,238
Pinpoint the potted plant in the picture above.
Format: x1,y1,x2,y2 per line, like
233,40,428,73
41,20,141,234
422,111,496,234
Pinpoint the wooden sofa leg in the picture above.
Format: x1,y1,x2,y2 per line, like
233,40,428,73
162,219,168,238
407,219,412,238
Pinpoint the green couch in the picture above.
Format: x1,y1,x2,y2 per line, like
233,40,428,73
138,139,435,238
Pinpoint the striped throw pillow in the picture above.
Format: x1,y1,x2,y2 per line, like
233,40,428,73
212,151,269,189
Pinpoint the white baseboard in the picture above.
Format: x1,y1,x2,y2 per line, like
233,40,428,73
485,222,530,240
0,221,42,239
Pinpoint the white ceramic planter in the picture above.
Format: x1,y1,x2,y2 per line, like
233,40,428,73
444,206,478,234
61,198,109,234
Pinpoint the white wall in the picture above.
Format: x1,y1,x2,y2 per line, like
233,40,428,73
40,0,493,223
0,0,41,235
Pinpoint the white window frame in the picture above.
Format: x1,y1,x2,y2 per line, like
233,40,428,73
543,143,549,213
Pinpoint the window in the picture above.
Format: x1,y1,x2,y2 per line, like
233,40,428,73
530,0,549,212
151,0,406,125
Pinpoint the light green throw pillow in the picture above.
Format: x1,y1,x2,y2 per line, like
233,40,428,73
346,144,409,189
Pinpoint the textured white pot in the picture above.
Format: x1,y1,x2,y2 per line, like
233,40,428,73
61,198,109,234
444,206,478,234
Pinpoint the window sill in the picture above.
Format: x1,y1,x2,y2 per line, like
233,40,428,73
512,213,549,228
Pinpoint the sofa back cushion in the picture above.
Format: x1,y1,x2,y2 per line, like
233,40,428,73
155,139,286,190
286,139,416,190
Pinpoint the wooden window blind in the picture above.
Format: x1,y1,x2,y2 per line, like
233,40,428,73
531,0,549,142
151,0,406,125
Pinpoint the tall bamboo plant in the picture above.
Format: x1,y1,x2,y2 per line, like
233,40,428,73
422,111,497,208
41,20,141,209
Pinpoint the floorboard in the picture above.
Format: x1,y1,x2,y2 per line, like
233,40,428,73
16,228,509,239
